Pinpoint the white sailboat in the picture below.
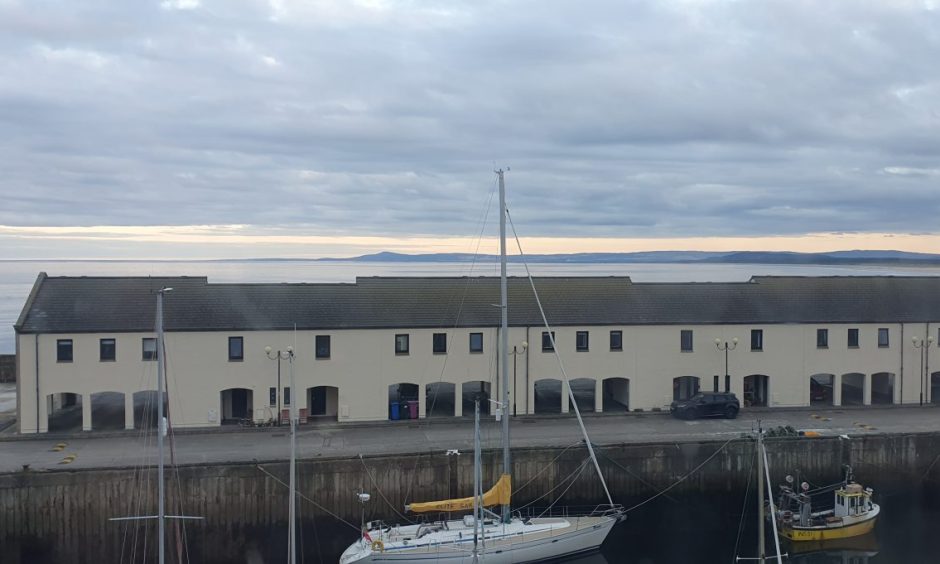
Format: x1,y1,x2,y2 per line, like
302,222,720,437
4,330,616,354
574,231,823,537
340,170,624,564
109,288,202,564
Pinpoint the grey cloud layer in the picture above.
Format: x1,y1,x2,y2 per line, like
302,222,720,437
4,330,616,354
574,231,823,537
1,0,939,239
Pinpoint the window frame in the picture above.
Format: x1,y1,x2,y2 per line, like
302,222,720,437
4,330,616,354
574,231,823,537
541,331,555,352
750,329,763,352
609,330,623,351
576,331,589,352
816,328,829,349
142,337,158,361
848,328,860,349
315,335,331,359
432,332,447,354
877,328,889,348
395,333,410,355
680,330,693,352
469,332,484,353
56,339,73,363
99,338,116,362
228,336,244,362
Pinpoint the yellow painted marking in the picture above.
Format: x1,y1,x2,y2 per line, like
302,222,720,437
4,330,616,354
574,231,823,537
50,442,67,452
58,454,77,465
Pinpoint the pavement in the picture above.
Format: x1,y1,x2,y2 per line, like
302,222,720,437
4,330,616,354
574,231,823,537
1,405,938,473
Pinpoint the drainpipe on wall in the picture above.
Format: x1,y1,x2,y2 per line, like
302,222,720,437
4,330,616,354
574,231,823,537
35,334,40,433
899,323,904,405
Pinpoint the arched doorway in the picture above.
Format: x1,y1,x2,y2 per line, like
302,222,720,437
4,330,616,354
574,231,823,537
534,378,562,414
389,383,419,420
307,386,339,422
841,373,865,406
810,374,834,406
425,382,455,418
90,391,126,431
461,381,491,416
602,378,630,412
871,372,895,405
220,388,253,424
46,392,82,432
133,390,168,429
673,376,700,401
743,375,769,407
568,378,596,413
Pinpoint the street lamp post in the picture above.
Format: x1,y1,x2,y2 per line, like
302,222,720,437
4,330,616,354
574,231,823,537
912,335,934,406
265,346,293,426
715,337,738,393
509,342,528,416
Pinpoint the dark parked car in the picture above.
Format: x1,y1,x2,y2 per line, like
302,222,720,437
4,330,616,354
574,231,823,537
670,392,740,419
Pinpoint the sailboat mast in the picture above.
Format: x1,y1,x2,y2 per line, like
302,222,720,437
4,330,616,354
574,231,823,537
288,348,297,564
497,169,511,524
156,288,168,564
757,422,765,561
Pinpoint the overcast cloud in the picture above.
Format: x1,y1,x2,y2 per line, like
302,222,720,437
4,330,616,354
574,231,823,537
1,0,939,257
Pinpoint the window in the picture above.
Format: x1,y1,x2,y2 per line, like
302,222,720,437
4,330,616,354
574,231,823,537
99,338,116,361
395,334,410,355
284,386,291,406
57,339,73,362
713,375,719,392
576,331,589,352
433,333,447,354
542,331,555,352
817,328,828,349
316,335,331,359
609,330,623,351
877,328,889,348
680,330,693,352
469,332,483,353
228,336,244,361
142,338,158,361
848,328,859,348
750,329,763,351
269,387,276,407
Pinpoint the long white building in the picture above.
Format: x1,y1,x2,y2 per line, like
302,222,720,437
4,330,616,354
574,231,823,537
13,273,940,434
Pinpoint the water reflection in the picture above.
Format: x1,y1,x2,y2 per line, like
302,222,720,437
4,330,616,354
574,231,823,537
787,533,879,564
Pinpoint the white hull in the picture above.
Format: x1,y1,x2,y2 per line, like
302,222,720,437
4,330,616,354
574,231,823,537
341,514,620,563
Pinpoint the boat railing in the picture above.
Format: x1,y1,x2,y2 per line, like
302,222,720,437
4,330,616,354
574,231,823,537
513,503,624,520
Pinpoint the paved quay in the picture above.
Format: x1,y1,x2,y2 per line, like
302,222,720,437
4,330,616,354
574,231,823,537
1,405,938,473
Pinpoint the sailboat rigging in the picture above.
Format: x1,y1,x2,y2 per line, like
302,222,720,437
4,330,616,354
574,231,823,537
339,170,624,564
109,287,203,564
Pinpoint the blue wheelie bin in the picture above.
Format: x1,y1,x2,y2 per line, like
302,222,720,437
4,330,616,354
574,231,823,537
390,402,400,420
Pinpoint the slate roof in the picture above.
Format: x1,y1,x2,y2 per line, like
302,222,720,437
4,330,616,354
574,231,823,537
13,273,940,334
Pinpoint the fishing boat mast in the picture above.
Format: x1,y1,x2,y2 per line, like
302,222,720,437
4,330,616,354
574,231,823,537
497,168,511,524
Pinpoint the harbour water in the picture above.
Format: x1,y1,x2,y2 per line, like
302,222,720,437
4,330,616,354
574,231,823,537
4,259,940,354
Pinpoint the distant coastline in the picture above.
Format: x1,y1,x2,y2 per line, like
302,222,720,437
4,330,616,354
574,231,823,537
5,249,940,266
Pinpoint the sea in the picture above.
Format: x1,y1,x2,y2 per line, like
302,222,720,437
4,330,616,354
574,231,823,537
4,259,940,354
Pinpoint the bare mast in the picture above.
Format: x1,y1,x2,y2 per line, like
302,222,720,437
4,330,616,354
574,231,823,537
497,169,511,524
156,288,168,564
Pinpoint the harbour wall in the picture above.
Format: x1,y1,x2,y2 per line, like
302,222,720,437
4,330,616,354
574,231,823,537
2,432,939,563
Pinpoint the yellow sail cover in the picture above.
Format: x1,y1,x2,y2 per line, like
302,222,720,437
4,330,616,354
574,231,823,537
406,474,511,514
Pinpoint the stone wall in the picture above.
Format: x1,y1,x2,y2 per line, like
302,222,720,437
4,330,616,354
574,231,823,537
2,433,938,563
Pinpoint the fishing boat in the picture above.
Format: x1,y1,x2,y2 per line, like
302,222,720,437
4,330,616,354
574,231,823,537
339,170,624,564
772,466,879,542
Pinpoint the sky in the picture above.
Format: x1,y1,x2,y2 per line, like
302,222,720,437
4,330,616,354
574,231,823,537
1,0,939,259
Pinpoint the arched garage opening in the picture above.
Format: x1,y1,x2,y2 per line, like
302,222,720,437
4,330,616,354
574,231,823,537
425,382,455,418
567,378,596,412
602,378,630,412
810,374,834,406
743,375,769,407
46,392,82,432
389,383,419,420
90,391,126,431
220,388,253,424
841,373,865,406
673,376,700,402
133,390,168,429
534,378,562,414
871,372,895,405
461,381,491,416
307,386,339,422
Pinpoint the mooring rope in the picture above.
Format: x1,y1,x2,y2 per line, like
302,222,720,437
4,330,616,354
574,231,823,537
358,454,417,524
255,464,361,532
